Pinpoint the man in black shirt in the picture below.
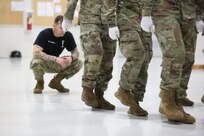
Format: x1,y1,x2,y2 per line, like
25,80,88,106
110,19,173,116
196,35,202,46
30,15,83,94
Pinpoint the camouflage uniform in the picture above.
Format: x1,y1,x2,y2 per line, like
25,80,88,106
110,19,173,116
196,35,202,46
104,0,146,93
64,0,116,109
143,0,198,99
142,0,198,123
30,58,83,81
132,30,153,102
65,0,116,92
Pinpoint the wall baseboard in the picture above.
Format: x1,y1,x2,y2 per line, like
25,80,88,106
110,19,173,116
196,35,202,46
193,64,204,69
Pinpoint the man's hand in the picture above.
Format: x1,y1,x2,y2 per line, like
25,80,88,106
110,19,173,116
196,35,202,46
62,56,72,66
62,19,72,32
56,57,71,69
141,16,154,33
108,26,120,40
195,20,204,33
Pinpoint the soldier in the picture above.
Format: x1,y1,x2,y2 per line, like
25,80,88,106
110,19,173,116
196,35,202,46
62,0,116,110
104,0,151,116
30,15,83,94
141,0,200,124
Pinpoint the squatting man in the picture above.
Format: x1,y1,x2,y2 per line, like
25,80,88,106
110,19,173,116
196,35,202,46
30,15,83,94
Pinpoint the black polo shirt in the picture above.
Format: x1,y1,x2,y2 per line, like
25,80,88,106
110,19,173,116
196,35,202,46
33,28,77,57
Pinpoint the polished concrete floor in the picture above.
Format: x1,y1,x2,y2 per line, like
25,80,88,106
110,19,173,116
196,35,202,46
0,57,203,136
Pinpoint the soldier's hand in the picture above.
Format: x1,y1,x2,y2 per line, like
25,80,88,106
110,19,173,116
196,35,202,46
62,19,72,32
195,20,204,33
141,16,154,33
108,26,120,40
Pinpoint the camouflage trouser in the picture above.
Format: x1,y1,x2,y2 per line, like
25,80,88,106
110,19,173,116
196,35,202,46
131,30,153,101
80,23,116,91
118,27,146,91
153,15,197,98
178,19,197,98
30,58,83,81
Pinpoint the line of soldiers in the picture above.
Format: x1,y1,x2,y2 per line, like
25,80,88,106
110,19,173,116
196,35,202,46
31,0,204,124
62,0,204,124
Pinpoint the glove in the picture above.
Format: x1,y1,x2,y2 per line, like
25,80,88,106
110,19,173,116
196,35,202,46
108,26,120,40
195,20,204,33
62,19,72,32
140,16,154,33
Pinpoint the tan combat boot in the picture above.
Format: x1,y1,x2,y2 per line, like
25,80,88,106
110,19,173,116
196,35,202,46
201,95,204,103
127,102,148,116
115,87,136,106
159,90,184,121
115,87,148,116
48,74,69,93
177,97,194,106
33,80,44,94
173,101,196,124
95,90,115,110
81,87,98,108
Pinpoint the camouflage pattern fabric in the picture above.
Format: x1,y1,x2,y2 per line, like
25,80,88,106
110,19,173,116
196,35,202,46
131,30,153,101
153,16,196,98
81,24,116,91
64,0,102,24
104,0,148,95
30,58,83,80
64,0,117,91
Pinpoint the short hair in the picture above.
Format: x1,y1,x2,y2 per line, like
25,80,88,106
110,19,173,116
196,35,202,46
54,15,63,24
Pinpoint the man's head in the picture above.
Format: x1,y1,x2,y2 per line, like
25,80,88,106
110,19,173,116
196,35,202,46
53,15,65,37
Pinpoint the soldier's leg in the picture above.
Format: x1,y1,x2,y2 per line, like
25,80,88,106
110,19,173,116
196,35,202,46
130,30,153,116
131,30,153,102
114,28,147,116
30,58,45,93
95,25,117,110
154,16,195,124
177,19,197,106
80,24,103,108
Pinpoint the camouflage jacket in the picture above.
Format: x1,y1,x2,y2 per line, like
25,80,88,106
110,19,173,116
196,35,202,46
64,0,102,24
142,0,200,19
103,0,142,29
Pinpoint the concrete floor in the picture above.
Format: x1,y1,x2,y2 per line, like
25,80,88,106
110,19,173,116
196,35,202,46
0,57,203,136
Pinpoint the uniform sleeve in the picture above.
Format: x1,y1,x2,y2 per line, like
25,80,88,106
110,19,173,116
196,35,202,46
33,30,47,50
195,0,204,21
103,0,118,27
142,0,153,16
64,0,78,20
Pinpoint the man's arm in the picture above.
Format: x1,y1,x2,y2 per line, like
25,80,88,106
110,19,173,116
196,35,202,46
33,45,57,61
142,0,153,16
103,0,118,27
70,47,79,61
64,0,78,20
